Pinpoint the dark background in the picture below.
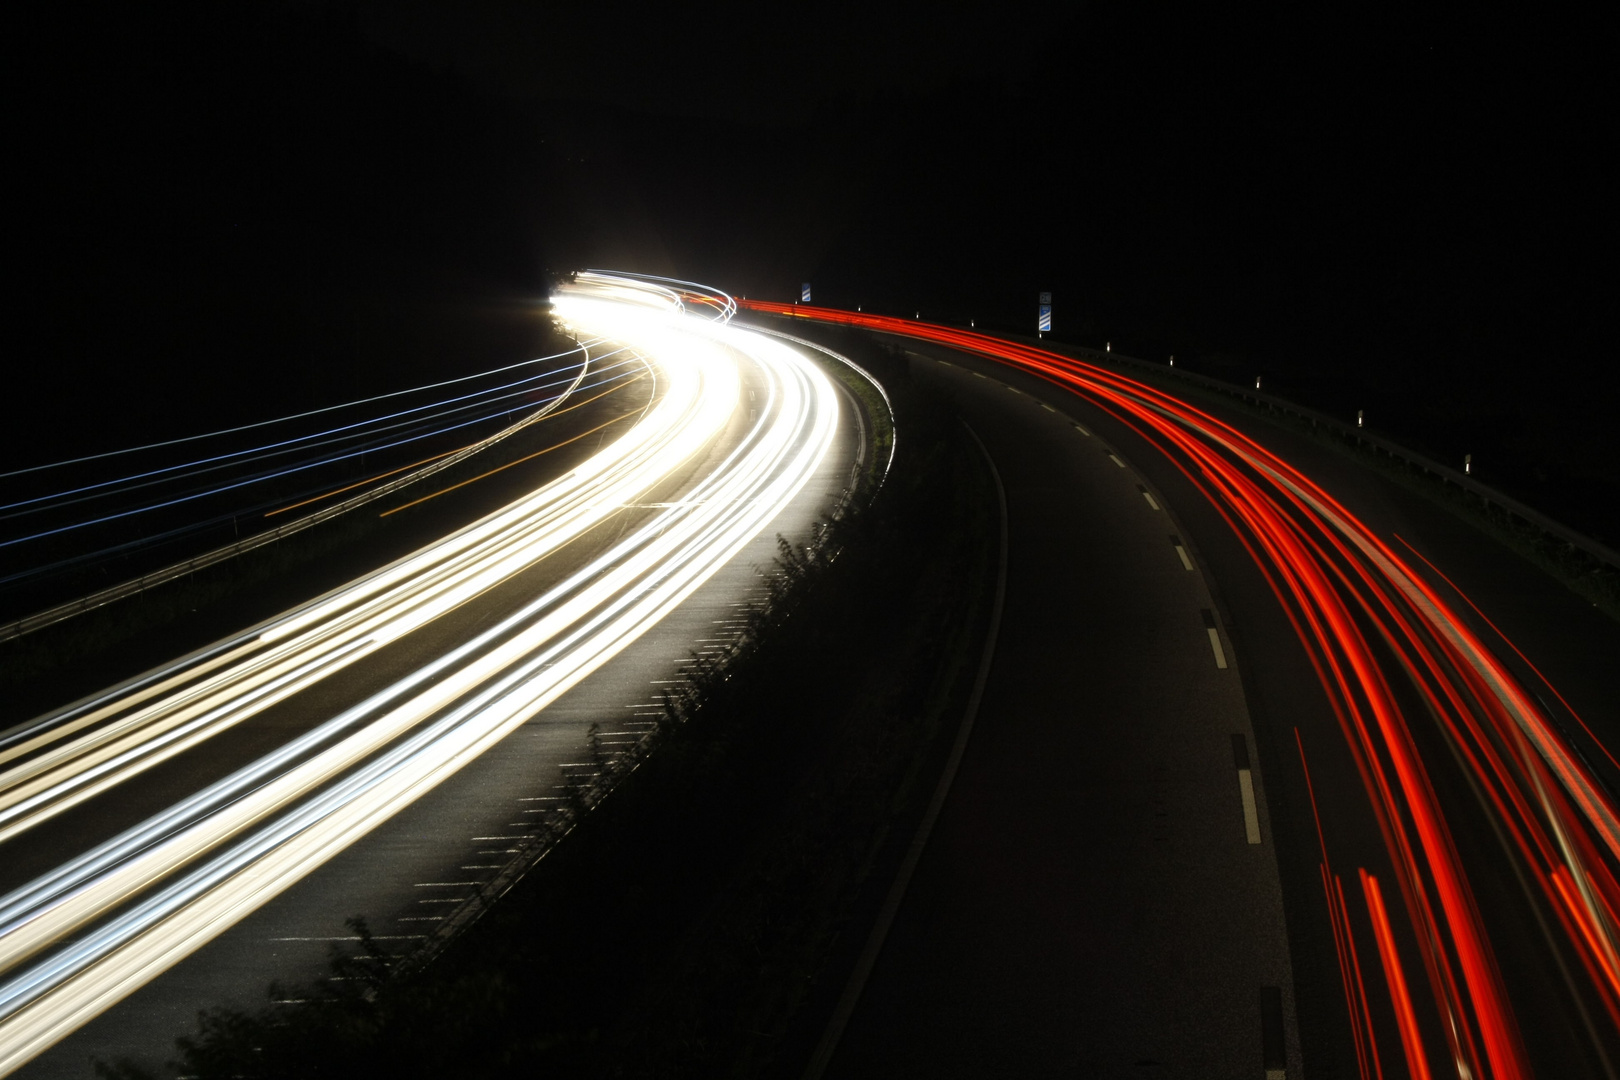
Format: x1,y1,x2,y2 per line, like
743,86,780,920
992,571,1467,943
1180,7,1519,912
8,2,1617,543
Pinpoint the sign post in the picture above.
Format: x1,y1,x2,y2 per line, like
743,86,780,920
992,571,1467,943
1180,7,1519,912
801,283,812,303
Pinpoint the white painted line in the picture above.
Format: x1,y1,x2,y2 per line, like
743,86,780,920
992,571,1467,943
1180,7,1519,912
973,371,987,379
804,422,1009,1080
472,836,525,841
1074,423,1092,436
397,916,444,922
1108,454,1126,468
461,865,501,870
1007,385,1021,394
1138,487,1160,510
1171,538,1194,571
1207,628,1228,669
417,898,468,904
414,882,479,887
1041,403,1056,413
1238,769,1263,844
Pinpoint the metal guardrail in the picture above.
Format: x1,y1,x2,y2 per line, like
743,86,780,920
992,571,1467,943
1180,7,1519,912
1004,333,1620,576
0,347,600,644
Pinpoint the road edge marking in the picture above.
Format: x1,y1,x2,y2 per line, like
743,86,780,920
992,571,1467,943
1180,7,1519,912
801,421,1010,1080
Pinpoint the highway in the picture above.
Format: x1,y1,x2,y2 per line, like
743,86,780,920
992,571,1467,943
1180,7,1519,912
0,274,857,1075
746,302,1620,1079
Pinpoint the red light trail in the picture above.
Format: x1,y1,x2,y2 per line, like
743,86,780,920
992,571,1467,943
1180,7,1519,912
743,299,1620,1078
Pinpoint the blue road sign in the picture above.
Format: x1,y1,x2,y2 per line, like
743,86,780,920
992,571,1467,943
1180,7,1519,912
801,283,812,303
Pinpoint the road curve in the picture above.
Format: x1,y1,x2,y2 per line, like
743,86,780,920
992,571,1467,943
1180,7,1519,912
0,275,847,1074
748,301,1620,1080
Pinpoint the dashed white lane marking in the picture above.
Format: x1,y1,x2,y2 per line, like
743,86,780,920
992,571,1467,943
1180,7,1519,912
1108,454,1126,468
1232,735,1263,844
1137,485,1160,510
1238,771,1262,844
1041,403,1056,413
1170,535,1194,570
1201,609,1229,669
1074,423,1092,436
1007,385,1021,394
414,882,479,887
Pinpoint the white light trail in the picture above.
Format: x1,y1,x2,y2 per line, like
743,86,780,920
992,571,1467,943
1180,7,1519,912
0,274,841,1073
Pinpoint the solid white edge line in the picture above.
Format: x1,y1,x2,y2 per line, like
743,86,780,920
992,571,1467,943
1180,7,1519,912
801,420,1009,1080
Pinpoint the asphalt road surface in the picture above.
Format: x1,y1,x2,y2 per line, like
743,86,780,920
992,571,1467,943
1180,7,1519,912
822,349,1298,1078
751,307,1620,1080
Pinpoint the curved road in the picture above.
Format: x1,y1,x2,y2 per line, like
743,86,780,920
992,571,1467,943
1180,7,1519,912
747,304,1620,1080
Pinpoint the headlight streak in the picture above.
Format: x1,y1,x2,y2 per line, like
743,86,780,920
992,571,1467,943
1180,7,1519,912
0,363,652,552
0,359,706,836
0,345,625,601
0,277,837,1073
0,337,617,481
0,352,633,521
747,300,1619,1079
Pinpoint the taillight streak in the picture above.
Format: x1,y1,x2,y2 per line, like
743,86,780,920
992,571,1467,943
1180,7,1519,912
746,301,1620,1077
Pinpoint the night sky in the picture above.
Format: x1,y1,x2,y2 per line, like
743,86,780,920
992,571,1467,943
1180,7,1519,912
10,2,1618,542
